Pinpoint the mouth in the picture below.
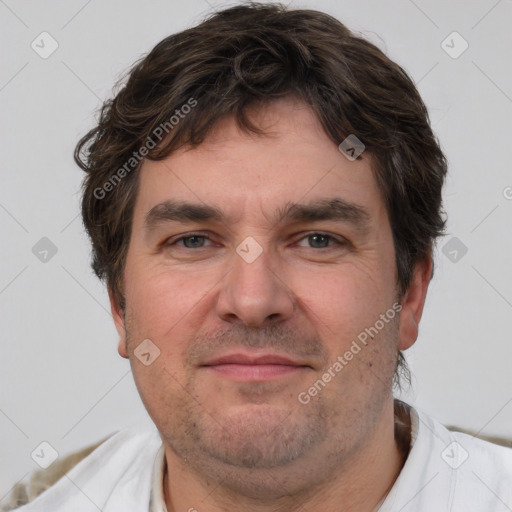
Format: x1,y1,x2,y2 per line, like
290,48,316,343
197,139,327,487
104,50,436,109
200,352,312,381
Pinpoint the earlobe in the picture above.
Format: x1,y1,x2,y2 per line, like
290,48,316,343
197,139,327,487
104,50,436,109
108,286,129,359
117,337,129,359
397,256,432,351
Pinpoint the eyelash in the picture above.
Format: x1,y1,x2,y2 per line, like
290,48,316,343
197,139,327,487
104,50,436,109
166,232,346,250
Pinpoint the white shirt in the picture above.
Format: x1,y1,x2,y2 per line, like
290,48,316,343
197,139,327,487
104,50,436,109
379,405,512,511
12,402,512,511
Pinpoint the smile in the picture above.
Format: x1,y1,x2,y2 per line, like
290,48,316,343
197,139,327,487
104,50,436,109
201,352,311,381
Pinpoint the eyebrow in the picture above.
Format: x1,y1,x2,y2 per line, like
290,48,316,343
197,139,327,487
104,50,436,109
143,197,372,235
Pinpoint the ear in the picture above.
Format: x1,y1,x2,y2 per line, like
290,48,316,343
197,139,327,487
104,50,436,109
398,255,432,351
108,286,129,359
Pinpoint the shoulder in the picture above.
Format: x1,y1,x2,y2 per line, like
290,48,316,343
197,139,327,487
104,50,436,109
448,427,512,504
2,436,109,511
420,407,512,509
2,427,162,512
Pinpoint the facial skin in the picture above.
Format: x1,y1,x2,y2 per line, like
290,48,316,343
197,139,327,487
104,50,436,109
110,96,431,511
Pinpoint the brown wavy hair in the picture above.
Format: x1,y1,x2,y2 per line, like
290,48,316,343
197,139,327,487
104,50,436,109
74,2,448,387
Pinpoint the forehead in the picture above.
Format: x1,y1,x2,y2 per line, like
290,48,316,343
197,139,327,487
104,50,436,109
132,98,385,229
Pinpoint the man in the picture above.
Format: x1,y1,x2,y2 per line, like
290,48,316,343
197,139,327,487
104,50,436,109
6,2,512,511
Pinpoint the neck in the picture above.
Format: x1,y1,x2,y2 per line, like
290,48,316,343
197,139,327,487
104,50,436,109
162,399,411,512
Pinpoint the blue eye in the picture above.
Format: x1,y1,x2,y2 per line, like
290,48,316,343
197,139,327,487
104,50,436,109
172,234,212,249
166,232,345,251
296,233,344,249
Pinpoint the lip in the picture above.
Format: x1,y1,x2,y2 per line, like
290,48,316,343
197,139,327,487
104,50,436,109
201,351,311,381
202,352,306,366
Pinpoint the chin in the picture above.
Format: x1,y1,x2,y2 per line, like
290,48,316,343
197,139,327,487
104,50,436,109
194,403,328,469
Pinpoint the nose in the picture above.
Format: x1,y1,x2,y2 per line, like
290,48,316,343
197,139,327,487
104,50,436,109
215,242,295,327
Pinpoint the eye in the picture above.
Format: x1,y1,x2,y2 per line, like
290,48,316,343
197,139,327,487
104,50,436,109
164,231,346,252
167,233,214,249
296,232,345,249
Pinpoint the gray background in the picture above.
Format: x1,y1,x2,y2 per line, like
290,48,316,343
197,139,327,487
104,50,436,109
1,0,511,499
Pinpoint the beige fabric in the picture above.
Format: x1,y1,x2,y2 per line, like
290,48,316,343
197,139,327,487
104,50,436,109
1,436,111,512
444,426,512,448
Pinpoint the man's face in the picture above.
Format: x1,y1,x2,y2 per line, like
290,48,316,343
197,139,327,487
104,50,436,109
111,97,422,493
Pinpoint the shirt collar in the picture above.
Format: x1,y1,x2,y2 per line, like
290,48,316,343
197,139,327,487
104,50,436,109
149,444,167,512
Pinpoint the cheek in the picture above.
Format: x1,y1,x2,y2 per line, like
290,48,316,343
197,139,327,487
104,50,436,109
123,264,222,377
127,263,210,326
293,261,389,340
124,246,395,355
